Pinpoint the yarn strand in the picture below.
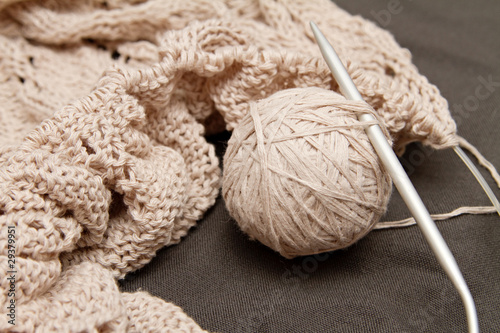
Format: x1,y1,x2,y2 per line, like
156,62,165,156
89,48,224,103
375,206,497,229
376,136,500,228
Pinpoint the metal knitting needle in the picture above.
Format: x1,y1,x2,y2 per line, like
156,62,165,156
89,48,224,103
310,21,479,333
453,145,500,216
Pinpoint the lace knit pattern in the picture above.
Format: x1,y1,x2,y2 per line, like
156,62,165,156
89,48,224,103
0,0,458,331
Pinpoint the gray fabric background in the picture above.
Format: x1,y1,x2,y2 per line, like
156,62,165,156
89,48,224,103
120,1,500,332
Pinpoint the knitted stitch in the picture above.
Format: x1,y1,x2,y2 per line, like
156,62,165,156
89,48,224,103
0,0,478,331
1,0,458,152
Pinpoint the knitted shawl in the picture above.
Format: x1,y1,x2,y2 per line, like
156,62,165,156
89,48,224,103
0,0,462,331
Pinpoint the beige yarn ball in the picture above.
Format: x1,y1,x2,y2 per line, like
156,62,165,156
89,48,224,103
222,87,392,258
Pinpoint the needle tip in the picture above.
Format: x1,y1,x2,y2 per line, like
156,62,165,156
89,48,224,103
309,21,321,42
309,21,329,62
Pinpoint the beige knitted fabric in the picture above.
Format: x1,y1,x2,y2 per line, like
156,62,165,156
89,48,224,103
0,0,458,152
1,261,208,332
0,0,464,331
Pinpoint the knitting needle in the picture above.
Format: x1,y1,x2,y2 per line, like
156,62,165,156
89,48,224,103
310,21,479,333
453,146,500,216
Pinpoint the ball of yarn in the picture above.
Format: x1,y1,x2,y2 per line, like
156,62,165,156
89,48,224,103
222,87,392,258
